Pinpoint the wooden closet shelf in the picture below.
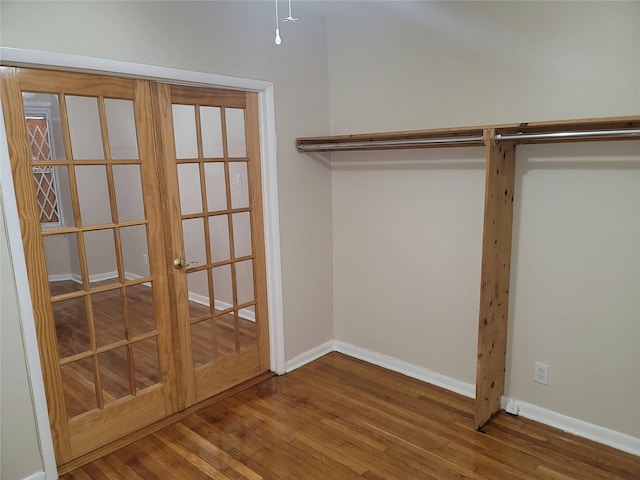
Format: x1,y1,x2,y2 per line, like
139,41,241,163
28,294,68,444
296,115,640,152
296,113,640,433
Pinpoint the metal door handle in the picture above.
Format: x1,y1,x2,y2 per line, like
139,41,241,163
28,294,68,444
173,258,198,270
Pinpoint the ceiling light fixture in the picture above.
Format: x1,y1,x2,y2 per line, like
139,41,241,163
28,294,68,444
274,0,298,45
274,0,282,45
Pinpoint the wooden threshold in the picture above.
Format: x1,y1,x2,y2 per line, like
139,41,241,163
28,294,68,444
56,370,274,475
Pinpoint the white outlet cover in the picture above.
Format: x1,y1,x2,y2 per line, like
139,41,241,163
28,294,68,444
534,361,550,385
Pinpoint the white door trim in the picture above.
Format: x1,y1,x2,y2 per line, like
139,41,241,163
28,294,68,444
0,47,286,479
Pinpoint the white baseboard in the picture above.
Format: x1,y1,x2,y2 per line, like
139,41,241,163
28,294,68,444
123,271,152,288
500,397,640,457
284,340,335,373
47,273,72,282
188,292,256,322
22,471,46,480
334,341,476,399
87,271,118,283
48,271,118,284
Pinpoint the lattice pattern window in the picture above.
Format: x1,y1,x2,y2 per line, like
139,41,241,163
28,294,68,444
27,116,61,226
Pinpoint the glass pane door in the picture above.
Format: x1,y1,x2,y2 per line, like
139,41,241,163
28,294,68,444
2,68,177,464
158,85,270,404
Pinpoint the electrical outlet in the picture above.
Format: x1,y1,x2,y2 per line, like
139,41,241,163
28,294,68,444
142,254,148,266
534,362,550,385
505,399,520,416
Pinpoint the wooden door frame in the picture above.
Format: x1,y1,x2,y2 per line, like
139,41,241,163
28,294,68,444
0,47,286,480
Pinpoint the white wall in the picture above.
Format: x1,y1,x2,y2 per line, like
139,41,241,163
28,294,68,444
0,0,334,360
332,149,485,385
327,1,639,133
508,142,640,437
1,198,43,480
327,1,639,438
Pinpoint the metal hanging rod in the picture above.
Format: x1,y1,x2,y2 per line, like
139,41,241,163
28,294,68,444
297,135,485,152
495,128,640,143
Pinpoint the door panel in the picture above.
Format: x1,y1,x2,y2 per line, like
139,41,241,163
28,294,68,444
1,67,177,463
2,67,271,465
154,84,270,405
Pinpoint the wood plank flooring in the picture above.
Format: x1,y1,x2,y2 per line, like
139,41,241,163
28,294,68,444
61,353,640,479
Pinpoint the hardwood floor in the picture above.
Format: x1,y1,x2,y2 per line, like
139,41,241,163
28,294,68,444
61,353,639,479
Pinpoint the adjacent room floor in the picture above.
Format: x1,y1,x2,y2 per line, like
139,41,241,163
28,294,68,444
61,353,639,479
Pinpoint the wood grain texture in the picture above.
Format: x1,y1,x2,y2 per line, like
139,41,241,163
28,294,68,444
170,85,246,109
62,353,640,480
133,78,180,414
476,129,516,429
244,92,271,371
1,66,73,462
151,80,197,409
295,115,640,151
13,67,134,97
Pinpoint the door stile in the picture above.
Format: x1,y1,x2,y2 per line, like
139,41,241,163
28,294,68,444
134,79,180,413
245,92,270,370
0,66,73,462
149,82,196,409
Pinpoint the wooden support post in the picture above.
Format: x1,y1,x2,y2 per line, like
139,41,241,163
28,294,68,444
475,129,516,430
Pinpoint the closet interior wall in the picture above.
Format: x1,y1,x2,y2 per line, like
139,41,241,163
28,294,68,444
297,116,640,430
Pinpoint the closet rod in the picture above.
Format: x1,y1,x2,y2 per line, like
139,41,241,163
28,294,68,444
297,135,485,152
495,128,640,143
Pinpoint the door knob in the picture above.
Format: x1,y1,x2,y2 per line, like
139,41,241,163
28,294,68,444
173,258,198,270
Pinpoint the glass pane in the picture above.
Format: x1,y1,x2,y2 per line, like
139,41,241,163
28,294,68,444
84,229,118,286
66,96,104,160
99,346,131,404
232,212,252,258
177,163,202,215
105,99,139,159
200,106,223,158
60,357,97,418
213,264,233,309
113,165,145,222
204,162,227,212
22,92,65,160
239,306,257,352
215,312,236,358
132,337,160,391
229,162,249,209
209,215,230,263
191,320,214,368
53,297,91,359
76,165,112,226
126,284,156,337
225,108,246,158
172,104,198,159
120,225,150,279
92,289,125,348
236,260,254,305
187,270,209,319
44,233,83,295
182,218,206,267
